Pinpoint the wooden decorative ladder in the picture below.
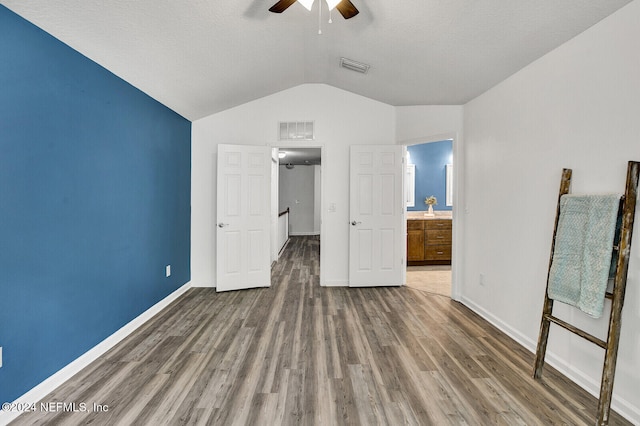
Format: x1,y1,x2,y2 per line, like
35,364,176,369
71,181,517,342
533,161,639,425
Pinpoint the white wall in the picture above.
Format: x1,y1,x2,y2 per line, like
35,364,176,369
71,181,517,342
279,164,316,235
462,1,640,422
192,84,395,287
395,105,463,145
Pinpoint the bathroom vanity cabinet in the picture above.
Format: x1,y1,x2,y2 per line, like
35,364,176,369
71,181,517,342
407,218,452,265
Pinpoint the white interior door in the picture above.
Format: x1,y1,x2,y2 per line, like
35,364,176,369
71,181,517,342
349,145,405,287
216,144,271,292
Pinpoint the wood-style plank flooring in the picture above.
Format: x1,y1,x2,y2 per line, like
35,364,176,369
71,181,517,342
11,236,631,425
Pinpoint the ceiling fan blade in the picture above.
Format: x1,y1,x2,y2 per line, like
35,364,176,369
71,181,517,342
335,0,359,19
269,0,297,13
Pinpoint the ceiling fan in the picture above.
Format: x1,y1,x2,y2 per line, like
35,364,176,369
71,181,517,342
269,0,359,19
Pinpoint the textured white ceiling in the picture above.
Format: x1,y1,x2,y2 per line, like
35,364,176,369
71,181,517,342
1,0,632,120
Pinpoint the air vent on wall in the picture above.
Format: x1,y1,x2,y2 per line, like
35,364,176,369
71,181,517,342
279,121,314,141
340,57,370,74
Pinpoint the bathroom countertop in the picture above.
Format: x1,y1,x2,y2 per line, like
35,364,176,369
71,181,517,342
407,211,452,220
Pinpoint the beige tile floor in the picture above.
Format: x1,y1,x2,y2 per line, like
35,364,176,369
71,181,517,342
406,265,451,297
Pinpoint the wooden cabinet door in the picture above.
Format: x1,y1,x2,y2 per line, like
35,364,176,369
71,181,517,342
407,229,425,261
407,220,425,262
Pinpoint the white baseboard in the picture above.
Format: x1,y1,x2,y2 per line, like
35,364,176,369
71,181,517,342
321,279,348,287
459,296,639,425
0,281,192,426
289,232,320,236
460,296,536,350
277,238,290,257
190,281,215,288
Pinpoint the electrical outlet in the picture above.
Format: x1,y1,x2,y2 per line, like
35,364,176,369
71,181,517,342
165,265,171,277
479,273,485,286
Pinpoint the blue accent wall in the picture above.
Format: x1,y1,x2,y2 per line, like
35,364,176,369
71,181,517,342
0,6,191,404
407,140,452,211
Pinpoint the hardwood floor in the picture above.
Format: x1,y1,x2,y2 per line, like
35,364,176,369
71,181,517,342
11,236,631,425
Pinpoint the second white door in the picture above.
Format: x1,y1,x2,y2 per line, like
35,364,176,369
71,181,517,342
349,145,405,287
216,144,271,292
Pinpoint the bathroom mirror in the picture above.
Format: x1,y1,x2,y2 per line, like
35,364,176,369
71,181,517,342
406,164,415,207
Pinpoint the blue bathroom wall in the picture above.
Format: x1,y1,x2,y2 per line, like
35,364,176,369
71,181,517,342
407,140,452,211
0,6,191,404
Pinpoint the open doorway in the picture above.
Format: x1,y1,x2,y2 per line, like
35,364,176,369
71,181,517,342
272,147,322,267
405,140,453,297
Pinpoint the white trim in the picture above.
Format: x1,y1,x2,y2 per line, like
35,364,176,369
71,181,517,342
321,279,348,287
190,281,215,288
460,296,639,425
278,237,291,256
0,281,192,426
289,231,320,236
460,296,535,349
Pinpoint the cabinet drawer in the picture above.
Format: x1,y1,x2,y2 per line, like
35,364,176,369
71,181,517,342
426,229,452,245
425,245,451,261
407,220,425,230
425,219,451,230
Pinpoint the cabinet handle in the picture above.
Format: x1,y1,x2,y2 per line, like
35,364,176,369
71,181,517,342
437,251,444,255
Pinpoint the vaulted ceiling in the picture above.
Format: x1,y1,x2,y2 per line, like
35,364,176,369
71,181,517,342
1,0,632,120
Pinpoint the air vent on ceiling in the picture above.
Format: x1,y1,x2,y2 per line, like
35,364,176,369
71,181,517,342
340,57,370,74
279,121,314,141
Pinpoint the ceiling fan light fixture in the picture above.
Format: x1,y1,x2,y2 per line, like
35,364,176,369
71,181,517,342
297,0,314,11
326,0,341,10
340,57,370,74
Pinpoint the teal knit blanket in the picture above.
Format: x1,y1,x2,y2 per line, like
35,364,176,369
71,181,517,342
548,194,620,318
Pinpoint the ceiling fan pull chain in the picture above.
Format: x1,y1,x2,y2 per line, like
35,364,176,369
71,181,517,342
328,7,333,24
318,1,322,34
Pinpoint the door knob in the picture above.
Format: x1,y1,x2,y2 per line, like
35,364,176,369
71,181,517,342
218,223,229,228
351,221,362,226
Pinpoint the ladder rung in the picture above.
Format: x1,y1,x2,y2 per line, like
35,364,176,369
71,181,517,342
544,314,607,349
